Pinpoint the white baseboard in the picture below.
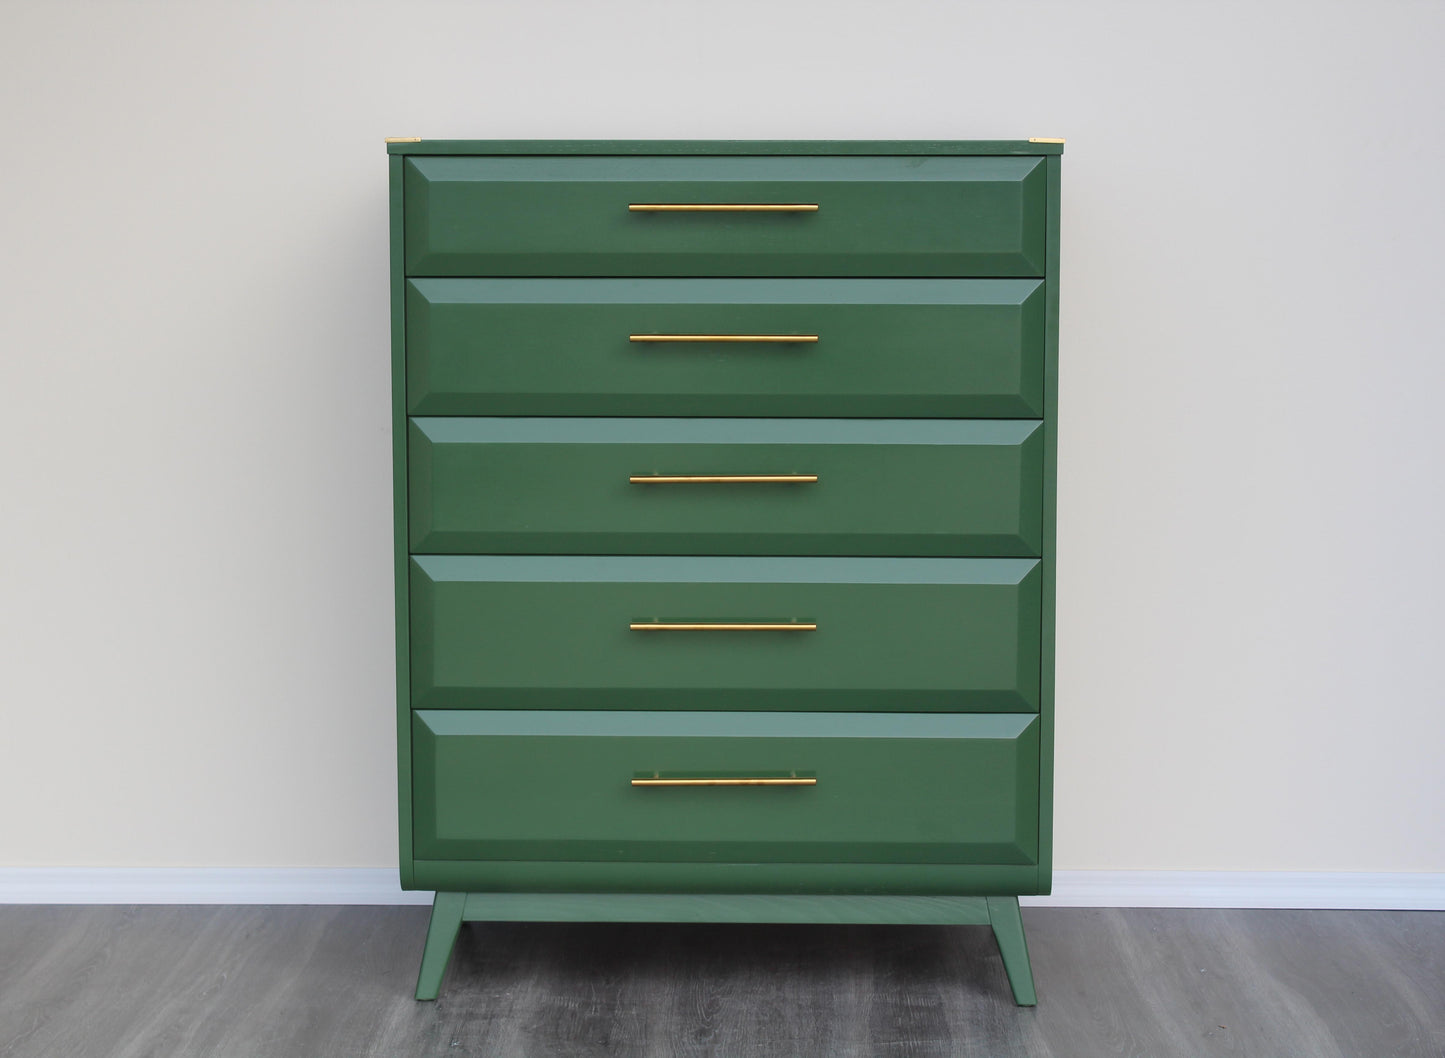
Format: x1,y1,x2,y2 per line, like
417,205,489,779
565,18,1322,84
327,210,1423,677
1,868,1441,910
1023,870,1445,910
0,868,433,906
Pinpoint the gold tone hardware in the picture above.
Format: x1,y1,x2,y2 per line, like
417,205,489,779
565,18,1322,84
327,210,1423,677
629,622,817,631
385,137,422,143
1028,137,1066,144
630,334,818,343
631,776,817,787
629,474,818,485
628,203,819,212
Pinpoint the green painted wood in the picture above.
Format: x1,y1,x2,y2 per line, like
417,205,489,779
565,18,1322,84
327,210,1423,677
1037,153,1061,896
409,556,1041,712
408,418,1043,557
458,892,991,925
412,860,1045,896
386,139,1064,156
412,710,1039,865
414,891,465,1000
388,154,414,891
987,896,1038,1006
405,278,1045,418
404,156,1046,277
387,139,1060,1002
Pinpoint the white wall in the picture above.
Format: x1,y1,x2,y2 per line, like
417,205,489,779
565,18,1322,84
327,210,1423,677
1,0,1441,874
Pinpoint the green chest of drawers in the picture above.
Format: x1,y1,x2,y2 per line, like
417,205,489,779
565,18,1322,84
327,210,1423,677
388,139,1061,1004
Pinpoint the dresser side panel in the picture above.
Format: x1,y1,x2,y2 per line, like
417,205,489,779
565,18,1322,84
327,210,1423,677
390,153,415,889
1036,153,1061,894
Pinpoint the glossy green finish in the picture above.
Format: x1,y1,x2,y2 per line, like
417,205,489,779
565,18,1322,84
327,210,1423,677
410,556,1041,712
408,418,1043,557
987,896,1038,1005
460,892,991,924
406,278,1045,418
411,859,1044,896
388,155,414,890
414,891,465,1001
387,139,1064,156
404,156,1046,277
413,710,1039,865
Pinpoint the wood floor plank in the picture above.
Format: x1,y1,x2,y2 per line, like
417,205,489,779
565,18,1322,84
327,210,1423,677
1,906,1442,1057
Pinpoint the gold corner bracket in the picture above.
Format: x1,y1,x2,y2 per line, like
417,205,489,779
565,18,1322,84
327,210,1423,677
1028,137,1065,144
385,137,422,144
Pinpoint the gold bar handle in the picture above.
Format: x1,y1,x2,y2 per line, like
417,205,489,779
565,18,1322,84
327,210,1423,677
629,203,819,212
629,474,817,485
630,334,818,343
632,776,817,787
629,622,817,631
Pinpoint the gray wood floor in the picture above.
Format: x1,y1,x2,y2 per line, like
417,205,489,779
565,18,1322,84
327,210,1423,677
1,906,1442,1057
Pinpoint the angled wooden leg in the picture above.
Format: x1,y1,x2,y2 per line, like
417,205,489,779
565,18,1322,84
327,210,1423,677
986,896,1038,1006
415,891,466,1000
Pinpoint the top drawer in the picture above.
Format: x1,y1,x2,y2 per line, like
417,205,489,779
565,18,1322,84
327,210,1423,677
404,156,1047,278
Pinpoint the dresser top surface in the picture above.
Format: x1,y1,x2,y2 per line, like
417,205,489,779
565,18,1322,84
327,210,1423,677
384,139,1064,157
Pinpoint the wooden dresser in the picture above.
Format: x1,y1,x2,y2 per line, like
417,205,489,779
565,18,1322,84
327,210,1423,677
387,139,1061,1003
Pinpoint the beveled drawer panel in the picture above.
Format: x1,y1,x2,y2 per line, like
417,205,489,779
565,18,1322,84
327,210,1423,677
412,710,1040,865
410,556,1041,712
406,278,1045,418
408,418,1043,557
404,156,1046,277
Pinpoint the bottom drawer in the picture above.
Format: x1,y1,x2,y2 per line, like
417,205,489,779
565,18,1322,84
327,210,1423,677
412,710,1039,865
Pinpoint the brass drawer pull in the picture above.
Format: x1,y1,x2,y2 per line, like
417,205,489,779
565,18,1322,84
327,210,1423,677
629,474,818,485
631,776,817,787
629,622,817,632
629,334,818,343
628,203,819,212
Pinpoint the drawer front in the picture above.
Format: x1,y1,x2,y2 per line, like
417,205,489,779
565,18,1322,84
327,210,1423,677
406,279,1044,418
410,556,1041,712
404,156,1046,277
409,418,1043,557
413,710,1040,865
